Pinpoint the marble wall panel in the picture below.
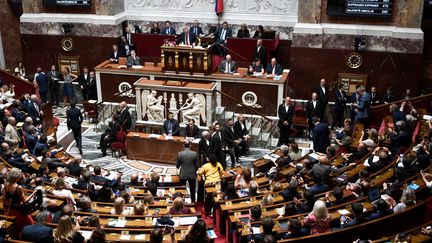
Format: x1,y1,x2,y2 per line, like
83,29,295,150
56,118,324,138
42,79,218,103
20,22,122,38
298,0,321,24
0,1,23,69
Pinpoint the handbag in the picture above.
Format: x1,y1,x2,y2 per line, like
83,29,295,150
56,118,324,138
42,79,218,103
9,189,43,215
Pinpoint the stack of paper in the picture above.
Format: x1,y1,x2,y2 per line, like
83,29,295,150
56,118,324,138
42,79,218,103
108,219,127,227
179,216,198,225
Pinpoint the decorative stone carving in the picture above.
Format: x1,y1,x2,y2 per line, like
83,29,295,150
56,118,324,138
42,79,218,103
179,93,206,124
142,90,165,122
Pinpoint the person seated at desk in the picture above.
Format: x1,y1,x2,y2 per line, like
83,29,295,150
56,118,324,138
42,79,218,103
184,118,199,138
190,20,203,36
248,58,265,75
237,23,250,38
219,54,237,74
161,20,176,35
126,50,141,66
169,197,192,215
266,58,283,77
162,112,180,136
150,22,160,34
109,44,121,63
252,25,264,39
177,26,196,46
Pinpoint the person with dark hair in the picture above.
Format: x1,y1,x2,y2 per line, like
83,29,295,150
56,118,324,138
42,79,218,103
184,119,200,138
282,218,306,239
282,179,300,202
252,25,265,39
248,58,265,75
91,166,120,188
250,217,279,242
325,186,344,207
295,189,315,214
306,92,323,135
369,199,393,219
311,116,330,153
333,84,347,129
147,182,158,196
382,87,396,104
250,205,262,221
237,23,250,38
150,228,164,243
253,39,267,69
62,66,77,105
176,141,198,202
390,121,412,153
284,203,297,216
340,202,370,228
209,122,227,168
66,101,83,154
161,20,176,35
184,219,210,243
162,112,180,136
223,183,239,200
215,21,232,55
277,96,295,146
88,228,107,243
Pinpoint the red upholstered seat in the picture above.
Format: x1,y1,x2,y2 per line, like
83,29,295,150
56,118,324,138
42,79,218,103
53,117,60,126
111,130,127,157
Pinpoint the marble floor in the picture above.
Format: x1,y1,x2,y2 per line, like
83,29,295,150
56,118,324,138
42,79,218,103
55,106,312,181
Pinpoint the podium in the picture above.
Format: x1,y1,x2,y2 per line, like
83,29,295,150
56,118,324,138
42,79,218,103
161,45,213,75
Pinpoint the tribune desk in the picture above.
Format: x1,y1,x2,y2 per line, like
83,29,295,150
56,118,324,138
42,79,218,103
126,132,199,165
161,45,213,75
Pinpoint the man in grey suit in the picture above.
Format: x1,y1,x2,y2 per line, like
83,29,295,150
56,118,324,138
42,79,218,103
126,50,141,66
219,54,237,74
176,141,198,202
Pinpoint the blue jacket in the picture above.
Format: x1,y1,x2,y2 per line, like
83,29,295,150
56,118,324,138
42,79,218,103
266,63,283,76
355,92,371,121
21,223,54,243
36,72,49,93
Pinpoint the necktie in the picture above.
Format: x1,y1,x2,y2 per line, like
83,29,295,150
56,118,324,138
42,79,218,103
190,126,193,136
186,34,189,45
194,27,197,35
168,121,172,133
34,103,39,113
167,28,170,34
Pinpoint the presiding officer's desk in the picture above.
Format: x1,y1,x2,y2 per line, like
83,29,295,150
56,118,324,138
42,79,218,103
126,132,199,164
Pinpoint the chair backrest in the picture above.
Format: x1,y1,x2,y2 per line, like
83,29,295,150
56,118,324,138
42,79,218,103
115,130,127,142
119,57,127,65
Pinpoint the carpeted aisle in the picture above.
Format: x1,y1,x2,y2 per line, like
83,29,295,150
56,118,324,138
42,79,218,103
196,202,226,243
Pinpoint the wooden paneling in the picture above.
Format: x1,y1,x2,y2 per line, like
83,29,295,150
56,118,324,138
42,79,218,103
99,73,140,104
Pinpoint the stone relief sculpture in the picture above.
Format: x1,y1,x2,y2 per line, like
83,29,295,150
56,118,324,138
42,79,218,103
179,93,206,124
141,90,165,122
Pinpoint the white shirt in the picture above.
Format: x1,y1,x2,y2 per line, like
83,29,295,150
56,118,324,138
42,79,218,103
225,61,231,73
321,86,326,95
313,100,316,109
221,29,226,40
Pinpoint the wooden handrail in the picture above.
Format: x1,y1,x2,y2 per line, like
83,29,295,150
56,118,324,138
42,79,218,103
0,69,33,86
371,93,432,112
214,89,272,121
0,69,35,97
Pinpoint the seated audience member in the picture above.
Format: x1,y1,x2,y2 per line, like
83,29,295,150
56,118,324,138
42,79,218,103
184,118,199,138
261,194,274,207
197,156,224,184
304,200,331,234
190,20,203,36
248,58,265,75
53,178,76,205
284,203,298,217
369,199,393,219
389,104,407,125
266,58,283,76
249,217,279,242
233,114,250,155
237,23,250,38
395,154,419,180
126,50,141,66
393,188,416,213
223,183,239,200
161,20,176,35
33,135,49,156
54,215,85,243
133,201,146,215
295,189,315,214
88,228,106,243
21,211,54,243
382,87,396,104
91,166,120,188
127,172,143,187
67,155,83,177
249,205,262,222
389,121,411,153
162,112,180,136
109,44,121,63
325,186,344,207
111,197,132,215
177,26,196,46
219,54,237,74
282,218,307,239
52,204,74,224
340,202,370,228
421,170,432,189
169,197,192,215
309,155,334,194
77,195,96,213
288,142,302,161
184,219,210,243
272,182,283,193
150,22,161,34
360,128,379,148
234,167,257,193
252,25,264,39
282,179,300,202
73,170,98,200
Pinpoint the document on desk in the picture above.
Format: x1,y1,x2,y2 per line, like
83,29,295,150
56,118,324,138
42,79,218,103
131,65,144,69
80,230,93,239
106,171,118,181
149,134,161,139
120,235,131,240
108,219,127,227
134,235,146,240
179,216,198,225
337,209,350,215
252,227,261,234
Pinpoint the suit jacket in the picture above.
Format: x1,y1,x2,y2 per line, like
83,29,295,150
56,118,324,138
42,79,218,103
222,125,239,147
5,124,21,145
209,131,225,163
36,72,49,93
236,29,250,38
118,108,132,130
109,50,121,62
119,43,131,57
46,70,60,89
27,102,42,123
382,93,396,103
161,27,176,35
67,163,83,177
334,90,347,112
315,85,329,104
215,27,232,43
306,100,323,120
370,92,380,105
266,63,283,76
84,77,97,100
219,60,237,73
78,72,90,87
24,132,37,152
33,142,49,157
234,120,248,139
124,32,135,49
198,138,210,164
254,45,267,67
21,223,54,243
312,123,330,153
190,26,203,36
355,92,372,120
162,119,180,136
184,124,200,138
278,103,295,127
66,107,83,130
176,148,198,179
177,32,196,45
127,56,141,66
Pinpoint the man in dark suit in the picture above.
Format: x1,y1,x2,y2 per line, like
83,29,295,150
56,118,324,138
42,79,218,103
91,166,120,188
215,21,232,56
35,67,48,103
162,112,180,136
177,26,196,46
253,39,267,69
198,131,210,165
234,114,250,155
333,85,347,129
223,118,241,167
123,26,136,51
78,66,90,100
126,50,141,66
109,44,121,63
340,203,370,228
27,94,43,126
382,87,396,104
176,141,198,202
219,54,237,74
278,96,295,146
119,36,131,57
306,92,323,135
209,123,227,168
370,86,380,106
311,116,330,153
66,102,83,155
21,211,54,243
354,86,372,127
83,71,97,100
390,121,411,153
118,101,132,131
266,58,283,76
46,65,60,106
184,118,199,138
190,20,203,36
315,78,329,120
161,20,176,35
67,155,83,177
350,85,361,121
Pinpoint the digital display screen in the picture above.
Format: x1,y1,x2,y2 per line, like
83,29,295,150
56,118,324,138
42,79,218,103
42,0,91,7
327,0,393,18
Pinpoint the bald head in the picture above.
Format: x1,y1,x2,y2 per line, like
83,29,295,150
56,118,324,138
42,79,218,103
30,94,38,102
202,131,210,139
120,101,127,109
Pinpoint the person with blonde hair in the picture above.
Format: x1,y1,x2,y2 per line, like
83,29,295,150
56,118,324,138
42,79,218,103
169,197,192,215
53,178,76,205
394,188,416,213
304,200,331,234
54,215,84,243
110,197,131,215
